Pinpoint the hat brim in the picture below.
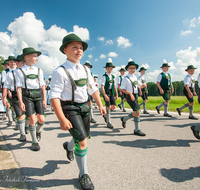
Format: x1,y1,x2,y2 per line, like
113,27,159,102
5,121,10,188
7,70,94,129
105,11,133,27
139,68,147,72
161,66,170,68
125,64,139,70
185,68,197,71
60,40,88,54
22,51,42,58
104,66,115,68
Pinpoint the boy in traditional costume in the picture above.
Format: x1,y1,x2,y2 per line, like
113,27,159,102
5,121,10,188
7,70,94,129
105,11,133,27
50,33,106,190
118,68,126,112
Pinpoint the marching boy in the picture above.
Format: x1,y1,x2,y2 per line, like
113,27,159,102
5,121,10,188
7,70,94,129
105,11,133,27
176,65,198,120
3,55,28,141
50,33,106,190
155,61,174,117
16,47,46,151
101,58,118,129
120,58,146,136
84,61,96,123
138,66,149,114
118,68,126,112
93,75,99,108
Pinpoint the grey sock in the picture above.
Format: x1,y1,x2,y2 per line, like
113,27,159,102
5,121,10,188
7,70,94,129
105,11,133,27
36,121,44,133
94,103,97,107
29,125,38,143
157,102,165,109
67,138,75,151
90,106,94,119
7,109,12,122
139,102,143,107
179,103,189,111
122,101,125,109
18,119,25,135
164,104,168,114
12,111,17,127
134,117,140,131
143,103,146,112
74,148,89,178
123,112,134,122
189,106,193,117
195,124,200,131
25,119,29,128
107,110,111,123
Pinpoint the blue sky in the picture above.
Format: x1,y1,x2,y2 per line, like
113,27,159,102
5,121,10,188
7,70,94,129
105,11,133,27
0,0,200,82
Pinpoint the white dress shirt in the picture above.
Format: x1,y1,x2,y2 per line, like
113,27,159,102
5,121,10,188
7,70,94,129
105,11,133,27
15,65,45,89
184,74,195,88
3,69,17,91
138,75,147,84
49,59,97,103
157,72,170,82
117,75,124,85
101,72,115,89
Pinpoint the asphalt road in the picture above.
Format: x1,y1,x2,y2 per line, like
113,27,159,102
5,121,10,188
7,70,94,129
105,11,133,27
0,106,200,190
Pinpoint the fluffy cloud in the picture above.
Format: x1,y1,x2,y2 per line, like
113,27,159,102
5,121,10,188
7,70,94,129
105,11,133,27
183,16,200,28
95,59,98,62
107,52,118,57
139,63,150,69
88,54,93,59
98,37,105,41
117,36,132,48
105,39,113,45
0,12,90,74
180,30,193,36
99,54,106,59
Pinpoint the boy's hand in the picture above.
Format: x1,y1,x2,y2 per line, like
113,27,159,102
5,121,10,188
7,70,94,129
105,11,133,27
104,94,109,101
20,102,26,112
160,89,164,94
139,92,142,96
115,95,118,100
188,91,193,98
194,92,197,96
3,98,8,107
43,100,47,109
6,102,10,109
99,106,106,116
60,118,73,130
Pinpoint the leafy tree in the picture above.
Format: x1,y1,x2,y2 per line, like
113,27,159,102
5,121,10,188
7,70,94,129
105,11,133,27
0,56,5,73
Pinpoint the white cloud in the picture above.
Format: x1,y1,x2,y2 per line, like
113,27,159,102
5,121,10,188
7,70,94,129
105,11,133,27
0,12,90,74
98,37,105,41
88,54,93,59
197,36,200,39
105,39,113,45
117,36,132,48
99,54,106,59
140,63,150,69
146,70,161,82
180,30,193,36
168,62,176,70
111,65,127,80
88,46,95,50
107,52,118,57
95,59,98,62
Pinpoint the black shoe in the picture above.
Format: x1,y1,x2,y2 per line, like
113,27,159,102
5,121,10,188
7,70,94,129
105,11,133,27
189,116,198,120
19,135,26,142
120,117,126,128
107,122,113,129
90,118,96,123
63,142,74,161
191,126,200,140
122,109,126,112
7,121,12,126
143,111,149,114
118,104,122,110
155,106,160,114
36,132,41,141
134,130,146,136
14,125,19,130
79,174,94,190
32,143,40,151
164,113,172,117
25,127,29,134
103,115,107,123
176,108,181,116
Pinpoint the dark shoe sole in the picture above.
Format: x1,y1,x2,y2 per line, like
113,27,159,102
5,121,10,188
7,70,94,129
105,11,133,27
63,142,74,161
155,107,160,114
176,108,181,116
120,117,126,128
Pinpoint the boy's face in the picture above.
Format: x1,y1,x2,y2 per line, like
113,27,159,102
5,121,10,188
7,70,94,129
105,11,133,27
127,65,136,74
24,53,38,65
63,41,83,64
140,70,146,75
162,66,169,73
120,71,125,76
7,60,16,69
187,69,195,75
94,78,97,82
3,64,9,69
16,60,25,69
105,67,113,74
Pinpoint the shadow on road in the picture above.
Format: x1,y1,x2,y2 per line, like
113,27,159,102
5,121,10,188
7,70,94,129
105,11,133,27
160,166,200,182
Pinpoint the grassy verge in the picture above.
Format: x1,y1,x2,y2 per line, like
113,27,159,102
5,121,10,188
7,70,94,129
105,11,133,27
100,96,200,113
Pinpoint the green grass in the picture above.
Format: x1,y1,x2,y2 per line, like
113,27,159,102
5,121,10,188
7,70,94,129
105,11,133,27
100,96,200,113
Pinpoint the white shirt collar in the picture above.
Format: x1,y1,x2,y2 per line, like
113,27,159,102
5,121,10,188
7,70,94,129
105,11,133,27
65,59,81,69
106,72,112,77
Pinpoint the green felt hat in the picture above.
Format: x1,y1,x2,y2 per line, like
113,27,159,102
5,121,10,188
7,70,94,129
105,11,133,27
139,67,147,72
94,75,98,78
84,61,93,68
59,33,88,54
119,68,125,72
125,59,139,70
15,55,26,62
2,60,9,65
21,47,42,58
48,75,52,80
185,65,197,71
160,63,170,68
6,56,16,61
104,58,115,68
